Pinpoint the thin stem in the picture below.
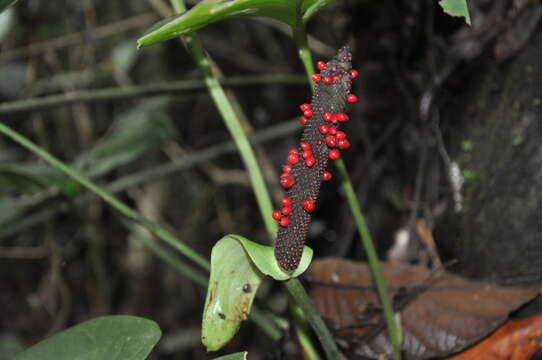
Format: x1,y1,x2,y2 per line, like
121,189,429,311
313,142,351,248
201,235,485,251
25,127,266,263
0,122,210,271
284,280,340,359
294,28,402,360
167,0,276,237
335,160,401,359
0,75,305,115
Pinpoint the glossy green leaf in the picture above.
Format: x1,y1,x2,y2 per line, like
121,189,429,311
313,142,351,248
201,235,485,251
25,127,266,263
137,0,335,48
75,98,174,178
14,315,161,360
202,234,312,351
213,352,247,360
0,0,18,14
439,0,471,25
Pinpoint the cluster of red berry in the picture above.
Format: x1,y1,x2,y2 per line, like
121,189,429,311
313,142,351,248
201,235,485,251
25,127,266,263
272,60,359,228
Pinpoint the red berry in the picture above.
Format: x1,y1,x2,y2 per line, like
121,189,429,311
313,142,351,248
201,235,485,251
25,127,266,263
323,171,332,181
302,150,312,159
323,112,333,122
300,103,311,112
302,198,316,213
280,217,290,227
338,139,351,150
317,61,327,71
325,135,337,147
311,73,322,82
282,197,292,207
282,164,292,173
300,142,311,151
346,94,358,103
281,206,292,216
328,127,337,135
350,69,358,79
289,148,298,154
336,112,349,122
287,153,299,165
332,75,340,83
280,175,295,188
331,114,338,124
272,210,282,221
319,124,329,134
305,157,316,167
324,76,333,85
303,109,314,117
336,131,346,141
329,149,340,160
299,116,308,125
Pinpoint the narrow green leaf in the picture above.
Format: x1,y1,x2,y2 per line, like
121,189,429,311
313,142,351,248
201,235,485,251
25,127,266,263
213,352,248,360
202,235,312,351
439,0,471,25
75,98,174,178
0,164,80,197
137,0,336,48
0,0,18,14
14,316,161,360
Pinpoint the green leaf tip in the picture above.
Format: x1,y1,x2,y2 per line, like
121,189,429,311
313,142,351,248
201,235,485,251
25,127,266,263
439,0,471,25
137,0,337,48
202,235,312,351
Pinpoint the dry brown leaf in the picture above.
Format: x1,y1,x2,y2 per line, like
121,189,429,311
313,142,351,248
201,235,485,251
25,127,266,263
445,314,542,360
306,258,540,359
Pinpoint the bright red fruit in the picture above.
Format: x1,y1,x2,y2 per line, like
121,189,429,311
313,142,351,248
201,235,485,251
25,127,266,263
338,139,351,149
323,171,332,181
303,109,314,117
305,157,316,167
282,164,292,173
300,103,311,112
346,94,358,103
281,207,292,215
324,76,333,85
311,73,322,82
328,127,337,135
336,131,346,141
299,116,308,125
319,124,329,135
272,211,282,220
317,61,327,71
350,69,358,79
300,142,311,151
336,112,349,122
280,175,295,188
329,149,340,160
323,112,333,122
302,198,315,213
282,197,292,207
325,136,337,147
287,153,299,164
280,217,290,227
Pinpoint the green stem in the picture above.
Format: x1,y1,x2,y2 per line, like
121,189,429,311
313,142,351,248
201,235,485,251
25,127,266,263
168,0,276,237
0,122,210,272
294,27,402,360
284,280,340,359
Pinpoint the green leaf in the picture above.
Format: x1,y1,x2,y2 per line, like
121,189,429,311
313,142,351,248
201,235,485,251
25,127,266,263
202,234,312,351
14,315,161,360
439,0,471,25
0,0,18,14
213,352,248,360
0,164,80,197
75,98,174,178
137,0,335,48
